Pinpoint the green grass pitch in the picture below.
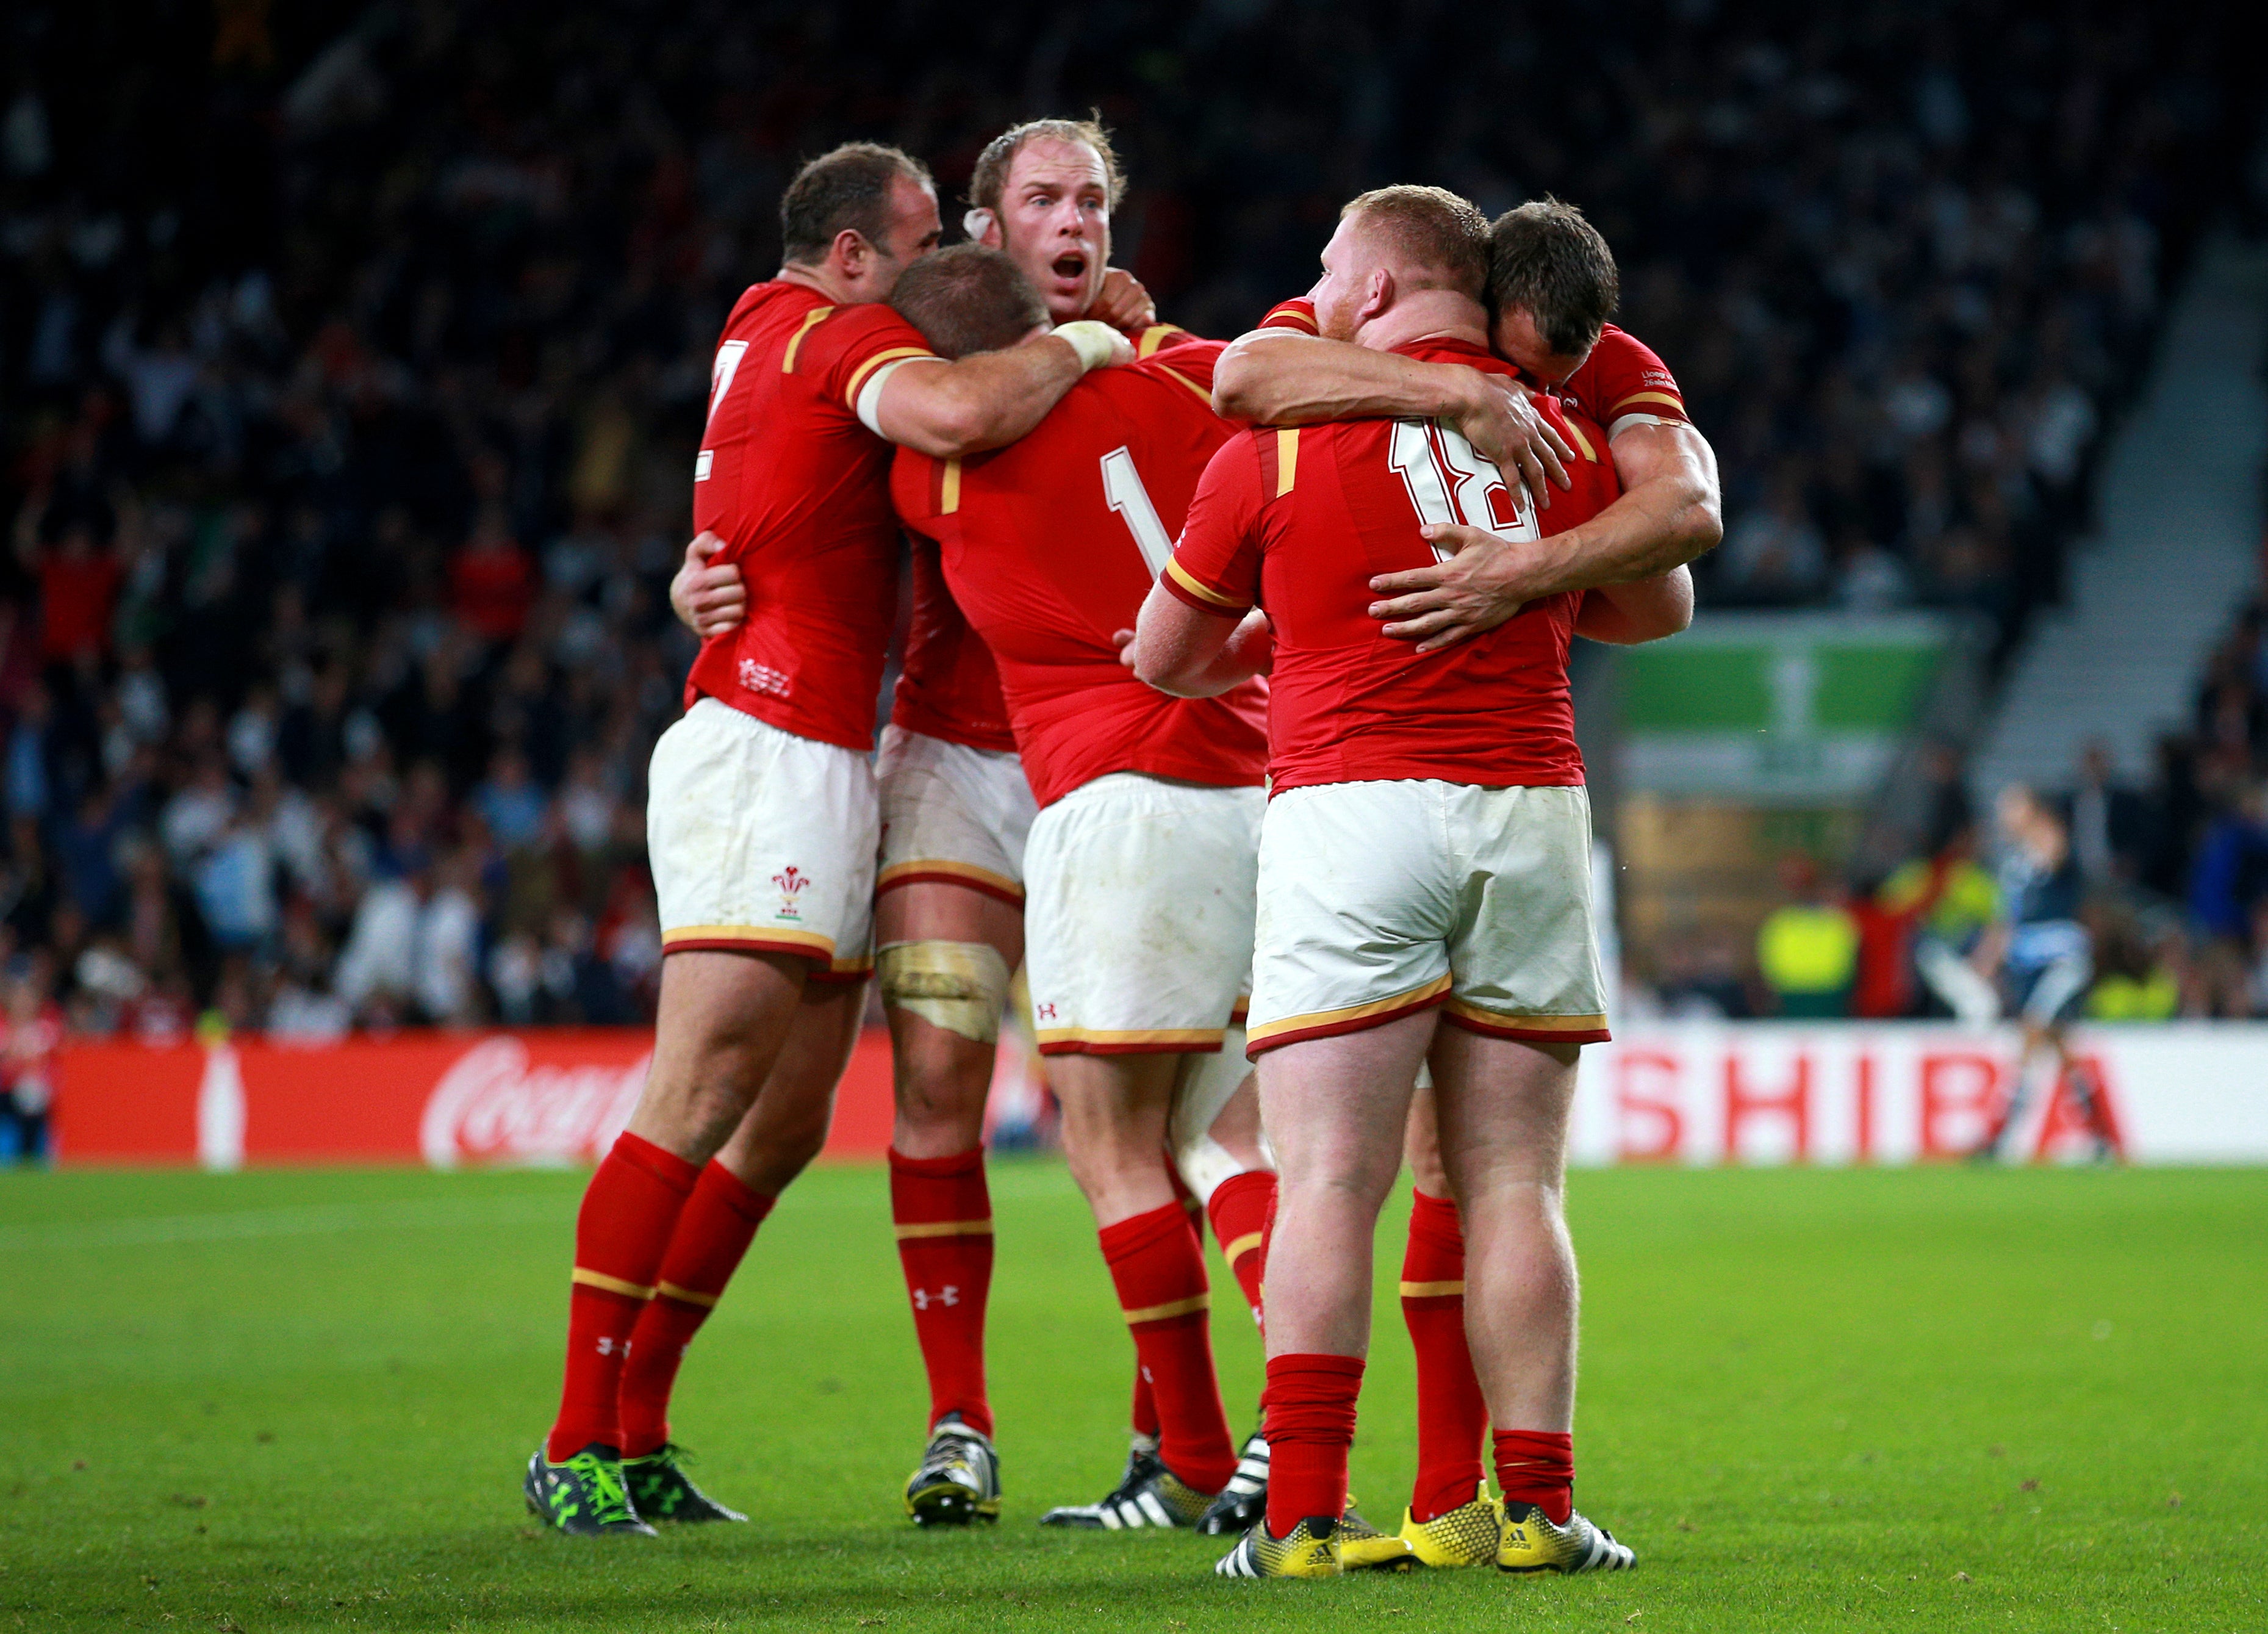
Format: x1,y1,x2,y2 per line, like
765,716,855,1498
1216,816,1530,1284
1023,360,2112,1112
2,1162,2262,1633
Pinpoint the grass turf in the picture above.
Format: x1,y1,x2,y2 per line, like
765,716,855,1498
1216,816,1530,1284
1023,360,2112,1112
1,1162,2261,1633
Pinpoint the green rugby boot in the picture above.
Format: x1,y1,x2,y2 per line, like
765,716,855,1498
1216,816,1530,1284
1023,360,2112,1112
622,1443,745,1524
523,1444,656,1536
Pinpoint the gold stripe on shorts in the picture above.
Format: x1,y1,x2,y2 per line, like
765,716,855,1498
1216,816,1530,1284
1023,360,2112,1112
1245,973,1453,1046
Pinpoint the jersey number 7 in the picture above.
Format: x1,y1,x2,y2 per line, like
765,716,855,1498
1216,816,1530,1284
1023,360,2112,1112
1387,420,1538,562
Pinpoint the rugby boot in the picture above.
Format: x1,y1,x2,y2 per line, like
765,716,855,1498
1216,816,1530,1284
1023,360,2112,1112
1214,1514,1343,1578
903,1413,1002,1527
1334,1498,1417,1571
622,1443,745,1524
1396,1494,1504,1567
523,1445,655,1536
1039,1440,1213,1529
1194,1429,1269,1535
1496,1501,1636,1573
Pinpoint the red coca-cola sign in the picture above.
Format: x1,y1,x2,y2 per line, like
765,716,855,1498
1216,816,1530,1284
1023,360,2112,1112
418,1036,651,1168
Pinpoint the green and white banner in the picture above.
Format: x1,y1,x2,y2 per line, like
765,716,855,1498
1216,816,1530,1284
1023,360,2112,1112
1616,611,1950,803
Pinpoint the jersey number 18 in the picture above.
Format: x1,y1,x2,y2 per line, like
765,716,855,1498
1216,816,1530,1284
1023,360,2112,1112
1388,420,1537,562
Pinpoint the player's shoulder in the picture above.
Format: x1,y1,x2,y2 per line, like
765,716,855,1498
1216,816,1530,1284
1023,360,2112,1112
1256,298,1318,334
1573,324,1686,420
1129,336,1227,401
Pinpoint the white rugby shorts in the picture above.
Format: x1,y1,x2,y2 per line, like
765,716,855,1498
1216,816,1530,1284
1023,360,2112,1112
1024,773,1263,1056
1246,780,1609,1055
875,724,1036,907
648,697,877,981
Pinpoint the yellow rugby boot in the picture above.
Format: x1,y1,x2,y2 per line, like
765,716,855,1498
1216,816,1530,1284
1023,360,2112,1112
1398,1494,1504,1567
1496,1501,1636,1573
1335,1497,1417,1571
1214,1514,1344,1578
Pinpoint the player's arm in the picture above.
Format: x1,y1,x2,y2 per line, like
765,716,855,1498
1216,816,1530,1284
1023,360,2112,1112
1210,331,1572,502
869,325,1132,458
1573,566,1694,644
1132,437,1271,696
1130,593,1271,697
1371,417,1723,654
669,531,746,639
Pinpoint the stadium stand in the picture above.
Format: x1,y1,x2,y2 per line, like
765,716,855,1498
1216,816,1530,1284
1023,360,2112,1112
0,1,2259,1038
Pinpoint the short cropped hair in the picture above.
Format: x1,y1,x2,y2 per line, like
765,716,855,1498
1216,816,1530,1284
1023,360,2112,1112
890,245,1051,359
1487,198,1620,359
780,142,933,266
1339,185,1489,299
969,116,1126,214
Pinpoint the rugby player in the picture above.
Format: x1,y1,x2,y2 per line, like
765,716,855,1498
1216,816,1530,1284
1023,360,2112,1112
1135,185,1640,1579
669,120,1283,1533
874,242,1276,1533
1972,785,2121,1161
1205,197,1715,1567
523,141,1136,1536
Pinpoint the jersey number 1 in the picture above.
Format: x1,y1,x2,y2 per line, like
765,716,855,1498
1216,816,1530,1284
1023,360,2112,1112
1387,420,1537,561
1100,445,1174,577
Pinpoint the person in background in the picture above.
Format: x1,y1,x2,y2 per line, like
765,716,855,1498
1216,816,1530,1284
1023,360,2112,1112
1,971,63,1165
1972,786,2120,1161
1755,855,1857,1019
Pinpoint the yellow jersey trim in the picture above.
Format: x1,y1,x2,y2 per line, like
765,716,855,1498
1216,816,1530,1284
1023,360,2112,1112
842,344,937,406
1164,555,1249,611
1275,426,1299,495
781,305,834,372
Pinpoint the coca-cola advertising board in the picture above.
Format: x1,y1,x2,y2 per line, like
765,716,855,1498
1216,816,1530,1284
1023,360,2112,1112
49,1022,2268,1168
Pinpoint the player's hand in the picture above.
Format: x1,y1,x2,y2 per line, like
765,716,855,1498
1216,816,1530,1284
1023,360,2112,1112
670,531,747,639
1112,627,1138,670
1452,375,1573,506
1090,268,1158,334
1368,526,1557,653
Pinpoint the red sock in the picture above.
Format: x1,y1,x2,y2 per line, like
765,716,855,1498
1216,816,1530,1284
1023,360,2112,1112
1403,1190,1488,1521
889,1146,995,1439
615,1161,775,1458
1099,1201,1236,1494
547,1132,698,1461
1495,1429,1574,1525
1206,1170,1275,1330
1263,1352,1365,1536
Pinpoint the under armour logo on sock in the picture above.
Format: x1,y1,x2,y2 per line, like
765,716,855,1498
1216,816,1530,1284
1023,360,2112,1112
596,1336,631,1357
912,1286,961,1311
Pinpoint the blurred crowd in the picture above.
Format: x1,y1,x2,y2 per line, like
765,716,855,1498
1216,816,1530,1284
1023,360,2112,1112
0,0,2258,1055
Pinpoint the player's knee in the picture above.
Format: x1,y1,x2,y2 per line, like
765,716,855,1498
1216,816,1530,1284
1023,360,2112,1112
878,940,1011,1045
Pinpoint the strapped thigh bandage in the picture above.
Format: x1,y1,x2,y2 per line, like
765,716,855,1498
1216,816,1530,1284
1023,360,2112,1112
1169,1024,1262,1204
876,941,1011,1045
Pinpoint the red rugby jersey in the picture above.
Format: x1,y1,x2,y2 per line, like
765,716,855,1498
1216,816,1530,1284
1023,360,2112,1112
1164,336,1620,794
889,339,1266,809
1551,323,1687,439
889,541,1016,752
886,321,1199,753
685,281,939,750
